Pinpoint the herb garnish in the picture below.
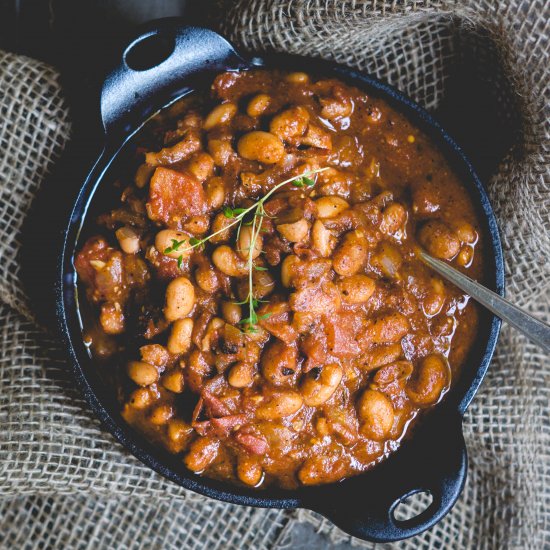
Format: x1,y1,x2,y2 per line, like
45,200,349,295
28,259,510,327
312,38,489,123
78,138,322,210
166,167,328,331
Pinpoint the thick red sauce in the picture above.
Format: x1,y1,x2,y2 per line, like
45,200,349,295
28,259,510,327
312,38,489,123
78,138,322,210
76,69,482,488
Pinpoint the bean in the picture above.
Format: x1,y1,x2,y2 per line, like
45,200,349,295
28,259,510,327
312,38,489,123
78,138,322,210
380,203,407,235
418,220,460,260
423,278,446,317
372,360,414,388
256,391,303,420
302,125,332,149
285,72,310,84
456,246,473,267
301,363,343,406
162,369,185,393
337,274,376,304
237,131,285,164
320,96,353,119
207,138,234,167
246,94,271,117
452,220,477,244
372,241,402,278
221,301,242,325
99,303,124,334
182,215,210,235
167,419,193,445
228,362,255,388
406,354,450,406
269,106,310,142
155,230,192,259
187,152,214,182
195,263,220,293
281,254,300,287
237,456,264,486
277,218,310,243
128,388,153,409
315,196,349,219
149,404,173,425
360,343,403,371
184,436,220,472
167,318,193,355
332,230,368,276
237,225,263,260
261,340,298,386
205,176,225,210
164,277,195,322
210,213,234,243
127,361,159,386
212,245,248,277
115,226,140,254
201,317,225,352
365,312,410,345
139,344,170,367
311,220,335,257
203,102,237,130
357,389,394,441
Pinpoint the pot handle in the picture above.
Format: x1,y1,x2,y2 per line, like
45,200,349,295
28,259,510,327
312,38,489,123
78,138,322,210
312,413,467,542
100,20,246,137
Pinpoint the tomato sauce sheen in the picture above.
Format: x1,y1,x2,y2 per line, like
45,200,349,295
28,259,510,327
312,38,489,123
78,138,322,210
75,69,482,489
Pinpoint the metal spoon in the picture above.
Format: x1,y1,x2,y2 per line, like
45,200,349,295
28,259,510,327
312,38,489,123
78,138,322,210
419,250,550,353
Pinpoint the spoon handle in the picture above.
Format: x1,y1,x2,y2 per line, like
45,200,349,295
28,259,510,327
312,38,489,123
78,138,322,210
419,251,550,353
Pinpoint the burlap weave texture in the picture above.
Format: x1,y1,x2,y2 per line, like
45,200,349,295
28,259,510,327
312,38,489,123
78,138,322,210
0,1,548,548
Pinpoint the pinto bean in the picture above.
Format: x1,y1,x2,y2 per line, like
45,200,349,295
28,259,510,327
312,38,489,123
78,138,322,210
311,220,335,257
418,220,461,260
281,255,300,287
269,106,310,142
208,138,234,167
237,456,264,486
205,176,225,210
380,203,407,235
360,343,403,371
301,363,343,406
406,354,450,406
210,212,234,243
261,340,298,387
285,72,309,84
315,196,349,219
277,218,310,243
237,225,263,260
372,241,403,278
212,245,248,277
203,102,237,130
155,230,192,259
149,404,173,425
139,344,169,367
256,391,303,419
357,389,394,441
364,312,410,345
164,277,195,322
332,230,368,276
127,361,159,387
166,320,193,355
115,226,140,254
128,388,153,409
184,437,220,472
237,131,285,164
187,152,214,182
221,301,242,325
372,360,413,388
247,94,271,117
337,274,376,304
162,369,185,393
228,362,255,388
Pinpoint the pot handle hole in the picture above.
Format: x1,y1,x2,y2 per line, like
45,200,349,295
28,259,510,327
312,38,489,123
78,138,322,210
100,20,246,136
313,413,468,543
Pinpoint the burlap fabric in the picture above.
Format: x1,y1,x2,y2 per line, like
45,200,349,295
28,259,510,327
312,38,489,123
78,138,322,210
0,1,548,548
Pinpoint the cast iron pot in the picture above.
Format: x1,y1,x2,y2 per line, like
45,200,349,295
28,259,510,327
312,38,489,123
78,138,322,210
57,19,504,543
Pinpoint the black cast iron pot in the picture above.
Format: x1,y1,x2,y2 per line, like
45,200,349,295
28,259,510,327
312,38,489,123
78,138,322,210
56,19,504,543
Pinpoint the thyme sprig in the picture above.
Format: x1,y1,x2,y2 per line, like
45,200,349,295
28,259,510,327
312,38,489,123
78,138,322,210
166,167,328,331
